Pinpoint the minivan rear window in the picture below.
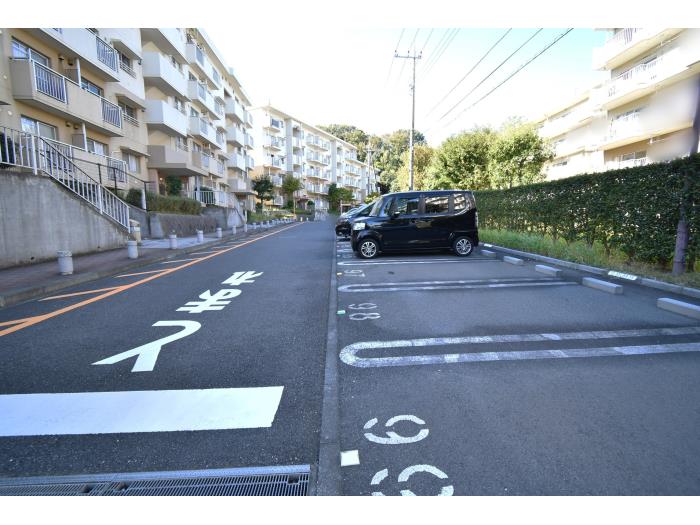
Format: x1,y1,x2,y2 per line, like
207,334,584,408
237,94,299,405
425,195,449,214
454,193,467,211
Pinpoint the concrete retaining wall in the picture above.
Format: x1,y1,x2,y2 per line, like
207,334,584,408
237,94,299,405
0,171,128,269
149,212,218,238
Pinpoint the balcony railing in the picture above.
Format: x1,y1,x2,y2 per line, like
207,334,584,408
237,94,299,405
102,98,122,128
119,60,136,78
608,57,662,99
34,61,67,102
609,157,648,170
96,35,118,72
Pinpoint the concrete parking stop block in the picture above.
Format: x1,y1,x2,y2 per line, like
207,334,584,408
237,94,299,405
582,277,623,294
535,264,562,277
481,249,497,257
503,256,524,266
657,298,700,320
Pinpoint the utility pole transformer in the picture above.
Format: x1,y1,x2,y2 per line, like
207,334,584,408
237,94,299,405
395,51,422,191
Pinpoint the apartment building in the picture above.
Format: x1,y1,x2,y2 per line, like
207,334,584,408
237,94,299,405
0,28,256,214
250,105,374,210
537,28,700,180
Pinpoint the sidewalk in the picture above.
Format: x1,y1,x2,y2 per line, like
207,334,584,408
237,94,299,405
0,224,285,308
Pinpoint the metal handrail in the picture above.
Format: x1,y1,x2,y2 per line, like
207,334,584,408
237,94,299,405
1,126,130,229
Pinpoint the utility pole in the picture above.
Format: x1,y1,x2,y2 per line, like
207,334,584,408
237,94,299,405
395,51,422,191
366,142,375,195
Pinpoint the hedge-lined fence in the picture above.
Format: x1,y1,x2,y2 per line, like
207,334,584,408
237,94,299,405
124,189,202,215
475,154,700,267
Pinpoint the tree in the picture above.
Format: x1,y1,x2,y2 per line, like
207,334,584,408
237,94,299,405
488,121,553,189
252,176,274,209
373,129,427,192
281,174,303,211
428,127,495,190
164,176,182,196
393,145,434,191
327,183,354,212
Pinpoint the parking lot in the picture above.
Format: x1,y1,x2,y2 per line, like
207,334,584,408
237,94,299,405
332,237,700,495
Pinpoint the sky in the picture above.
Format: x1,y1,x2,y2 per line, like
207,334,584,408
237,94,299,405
206,27,608,146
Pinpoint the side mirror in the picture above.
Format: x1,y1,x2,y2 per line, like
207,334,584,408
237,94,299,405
390,211,400,219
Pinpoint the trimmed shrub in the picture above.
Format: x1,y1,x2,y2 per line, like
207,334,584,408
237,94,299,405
128,191,202,215
474,155,700,267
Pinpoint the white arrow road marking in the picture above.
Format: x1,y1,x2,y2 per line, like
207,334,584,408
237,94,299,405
0,387,284,436
364,415,430,445
340,326,700,368
92,321,201,372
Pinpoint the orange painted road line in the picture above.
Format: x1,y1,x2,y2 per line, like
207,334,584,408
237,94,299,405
115,269,168,278
38,286,121,302
0,223,302,338
0,316,40,327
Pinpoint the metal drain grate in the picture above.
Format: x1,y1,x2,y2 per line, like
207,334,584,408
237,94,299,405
0,465,309,496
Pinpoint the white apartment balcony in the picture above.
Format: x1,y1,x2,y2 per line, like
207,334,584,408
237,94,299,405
306,150,330,165
140,28,186,63
10,58,123,137
189,116,220,148
305,166,322,178
228,152,247,171
306,134,331,150
246,112,253,128
225,98,246,123
292,155,303,166
606,157,648,170
229,178,252,193
273,195,285,206
100,29,142,61
246,156,255,169
539,104,598,139
265,136,285,151
271,175,284,186
142,52,188,98
592,28,684,70
185,42,220,89
147,144,207,177
144,99,188,137
263,156,284,170
226,127,245,146
292,137,303,149
598,47,698,110
31,28,120,82
264,117,284,131
245,134,254,149
188,81,220,117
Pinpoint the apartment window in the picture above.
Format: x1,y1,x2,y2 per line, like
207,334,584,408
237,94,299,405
86,138,108,156
621,151,646,161
119,52,131,69
174,136,188,151
189,72,197,81
174,97,184,114
118,102,136,119
124,152,139,174
193,142,202,152
21,116,57,140
190,107,199,118
11,38,49,66
81,78,103,97
424,195,450,214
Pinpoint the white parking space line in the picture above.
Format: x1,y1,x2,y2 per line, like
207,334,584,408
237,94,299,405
338,258,493,266
339,279,575,293
340,326,700,368
0,387,284,436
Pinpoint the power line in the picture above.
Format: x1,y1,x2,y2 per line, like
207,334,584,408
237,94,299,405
420,28,455,74
419,28,434,54
384,28,406,86
424,28,512,119
422,28,459,77
408,28,420,52
443,29,574,130
438,28,542,121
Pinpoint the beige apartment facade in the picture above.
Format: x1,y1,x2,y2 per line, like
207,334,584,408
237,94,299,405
537,28,700,180
250,105,375,210
0,28,256,214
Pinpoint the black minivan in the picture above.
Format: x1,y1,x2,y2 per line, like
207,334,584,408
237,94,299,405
350,190,478,259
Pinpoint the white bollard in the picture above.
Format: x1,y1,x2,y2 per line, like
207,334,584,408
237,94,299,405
57,250,73,275
196,230,204,243
216,227,222,238
243,223,247,233
127,240,138,259
233,225,238,235
169,234,178,249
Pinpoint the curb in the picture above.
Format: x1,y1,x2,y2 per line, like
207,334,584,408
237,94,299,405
482,242,700,300
0,225,284,308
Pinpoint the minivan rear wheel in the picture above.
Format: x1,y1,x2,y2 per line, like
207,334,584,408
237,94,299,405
358,239,379,259
453,236,473,256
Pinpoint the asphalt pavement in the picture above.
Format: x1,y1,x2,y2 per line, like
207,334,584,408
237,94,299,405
1,219,700,495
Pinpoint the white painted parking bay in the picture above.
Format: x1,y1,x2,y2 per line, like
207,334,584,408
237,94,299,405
0,387,284,437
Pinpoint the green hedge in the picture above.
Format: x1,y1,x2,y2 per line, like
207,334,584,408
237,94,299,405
474,155,700,267
125,189,202,215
